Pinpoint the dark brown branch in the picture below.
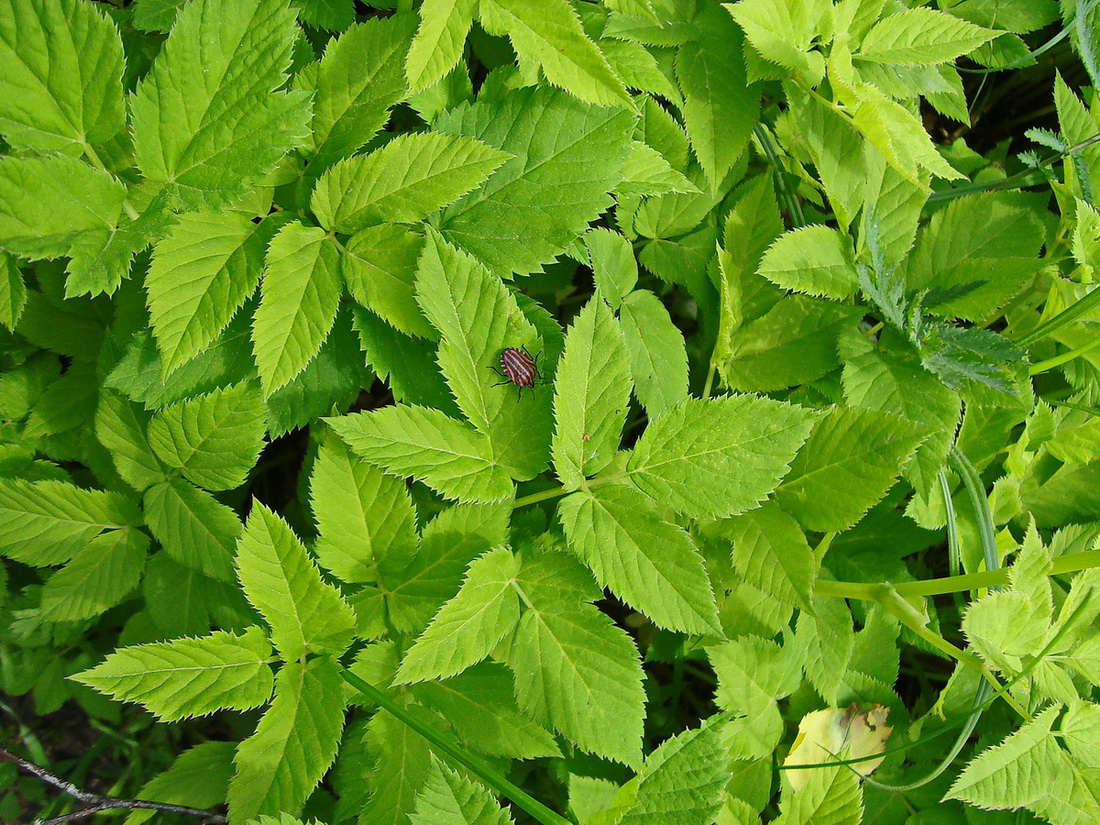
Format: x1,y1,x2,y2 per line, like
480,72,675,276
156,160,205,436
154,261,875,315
0,746,227,825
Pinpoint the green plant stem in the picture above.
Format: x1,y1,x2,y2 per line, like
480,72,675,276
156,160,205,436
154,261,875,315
1013,284,1100,347
753,123,805,227
340,670,574,825
1028,336,1100,374
813,548,1100,600
513,486,568,509
948,446,999,574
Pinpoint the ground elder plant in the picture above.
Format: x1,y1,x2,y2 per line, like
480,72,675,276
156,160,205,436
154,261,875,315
2,0,1100,823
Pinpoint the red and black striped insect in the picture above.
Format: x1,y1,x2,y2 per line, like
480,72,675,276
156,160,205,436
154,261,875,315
489,346,543,400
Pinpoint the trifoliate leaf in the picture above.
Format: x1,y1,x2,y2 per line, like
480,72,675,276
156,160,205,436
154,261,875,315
478,0,632,108
327,406,514,504
235,502,356,661
131,0,311,209
252,223,343,397
227,657,346,822
147,211,267,377
396,547,521,684
775,406,927,532
436,86,634,275
0,0,125,152
559,485,721,635
0,478,142,566
626,396,815,519
72,627,274,722
309,433,418,584
312,133,510,234
147,382,266,492
552,297,633,489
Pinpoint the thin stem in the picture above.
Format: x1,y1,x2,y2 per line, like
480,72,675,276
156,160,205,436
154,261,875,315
753,123,805,227
0,748,226,824
513,486,568,509
1013,284,1100,347
948,446,999,575
1028,336,1100,374
340,671,574,825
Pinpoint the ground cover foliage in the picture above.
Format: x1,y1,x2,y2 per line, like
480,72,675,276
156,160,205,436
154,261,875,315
1,0,1100,822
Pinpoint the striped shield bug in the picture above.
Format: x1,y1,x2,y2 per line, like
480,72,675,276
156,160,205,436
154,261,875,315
490,346,542,400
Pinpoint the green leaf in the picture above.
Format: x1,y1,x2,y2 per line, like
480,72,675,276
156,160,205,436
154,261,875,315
436,86,634,274
295,0,354,31
616,141,699,199
584,228,638,307
0,0,125,151
310,433,418,584
618,290,689,418
147,382,266,492
131,0,311,209
24,360,97,438
675,7,759,191
725,0,827,73
718,501,815,611
718,296,860,392
617,714,731,825
252,223,343,396
343,224,433,339
626,395,814,519
775,406,928,532
360,698,434,825
559,486,721,635
410,759,514,825
328,406,514,504
396,547,521,684
125,741,236,825
40,529,149,622
143,478,240,583
508,549,645,767
227,656,346,822
64,185,175,299
72,627,274,722
477,0,632,108
409,663,560,759
856,8,999,66
947,706,1063,810
0,478,142,566
382,502,509,634
772,765,863,825
414,230,552,479
789,594,855,706
710,635,800,760
0,252,26,331
841,333,960,494
552,297,632,489
295,14,413,173
0,154,126,261
758,226,858,299
905,192,1046,320
235,502,356,661
407,0,477,93
312,133,510,234
147,211,267,377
